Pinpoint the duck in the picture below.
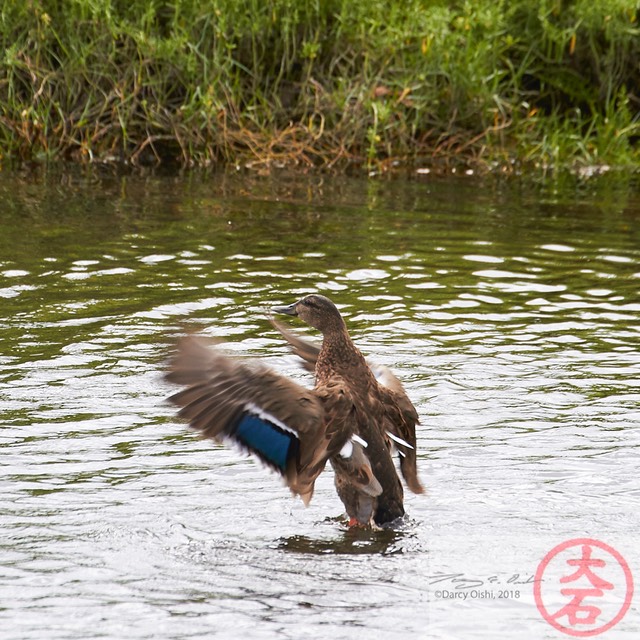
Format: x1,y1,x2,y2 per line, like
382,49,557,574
165,294,423,526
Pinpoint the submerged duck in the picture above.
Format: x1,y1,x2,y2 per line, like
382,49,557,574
165,294,423,526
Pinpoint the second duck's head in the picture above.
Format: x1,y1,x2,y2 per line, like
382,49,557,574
273,294,346,333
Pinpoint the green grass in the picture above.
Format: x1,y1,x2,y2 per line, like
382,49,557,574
1,0,639,172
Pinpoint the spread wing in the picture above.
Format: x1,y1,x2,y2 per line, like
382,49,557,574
166,335,336,503
377,383,424,494
270,317,319,373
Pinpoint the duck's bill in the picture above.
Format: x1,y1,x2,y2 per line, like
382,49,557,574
272,302,298,316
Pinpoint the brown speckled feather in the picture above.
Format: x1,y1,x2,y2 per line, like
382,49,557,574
271,315,424,496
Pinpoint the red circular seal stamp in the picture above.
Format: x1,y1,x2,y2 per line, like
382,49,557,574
534,538,634,637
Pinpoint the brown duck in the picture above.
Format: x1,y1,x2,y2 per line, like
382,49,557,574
165,294,423,526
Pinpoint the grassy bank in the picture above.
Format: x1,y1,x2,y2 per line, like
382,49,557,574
1,0,639,171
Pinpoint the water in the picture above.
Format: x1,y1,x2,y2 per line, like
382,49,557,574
1,169,639,639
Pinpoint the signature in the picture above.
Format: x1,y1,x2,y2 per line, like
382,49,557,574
426,572,540,590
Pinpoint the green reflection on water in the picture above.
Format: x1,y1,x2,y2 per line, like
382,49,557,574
1,168,638,374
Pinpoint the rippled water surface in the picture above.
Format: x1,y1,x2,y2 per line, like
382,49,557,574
1,170,639,639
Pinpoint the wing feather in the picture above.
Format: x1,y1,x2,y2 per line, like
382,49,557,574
166,335,334,502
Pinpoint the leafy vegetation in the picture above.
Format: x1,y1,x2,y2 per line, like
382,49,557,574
1,0,639,171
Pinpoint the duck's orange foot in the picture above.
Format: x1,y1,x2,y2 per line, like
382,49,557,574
348,517,369,528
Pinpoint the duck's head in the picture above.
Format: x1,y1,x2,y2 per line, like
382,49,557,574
272,294,345,333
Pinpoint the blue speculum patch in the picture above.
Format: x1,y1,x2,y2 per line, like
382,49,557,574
233,413,296,472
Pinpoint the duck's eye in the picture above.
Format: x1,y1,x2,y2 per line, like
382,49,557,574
302,297,319,309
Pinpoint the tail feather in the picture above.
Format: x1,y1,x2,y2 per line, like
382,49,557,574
399,453,424,494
